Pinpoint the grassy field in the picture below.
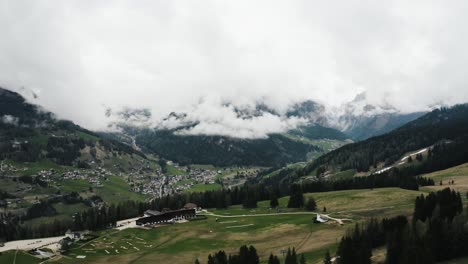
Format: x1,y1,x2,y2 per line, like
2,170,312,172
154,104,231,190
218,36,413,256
96,176,146,203
59,176,147,203
421,162,468,193
8,164,468,264
43,186,432,264
330,169,356,181
58,213,345,264
0,250,41,264
7,159,70,176
24,202,90,227
165,165,185,176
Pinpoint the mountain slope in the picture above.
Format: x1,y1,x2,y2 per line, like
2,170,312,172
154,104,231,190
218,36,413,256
110,106,351,167
341,112,426,140
134,128,326,167
326,93,427,140
0,87,146,172
299,104,468,175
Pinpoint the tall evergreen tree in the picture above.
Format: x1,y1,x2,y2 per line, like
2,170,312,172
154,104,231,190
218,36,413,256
305,197,317,211
270,195,279,208
300,253,306,264
268,254,280,264
323,250,332,264
287,185,304,208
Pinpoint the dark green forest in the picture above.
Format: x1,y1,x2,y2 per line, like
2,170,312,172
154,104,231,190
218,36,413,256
135,129,321,167
299,104,468,174
336,188,467,264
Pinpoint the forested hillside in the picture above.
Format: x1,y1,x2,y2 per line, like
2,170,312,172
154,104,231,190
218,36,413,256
0,87,145,169
135,128,324,167
299,104,468,175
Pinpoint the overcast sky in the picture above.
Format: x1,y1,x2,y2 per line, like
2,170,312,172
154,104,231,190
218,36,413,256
1,1,468,137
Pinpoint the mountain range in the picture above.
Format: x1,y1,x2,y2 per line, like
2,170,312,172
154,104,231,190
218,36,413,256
105,93,426,166
0,86,430,167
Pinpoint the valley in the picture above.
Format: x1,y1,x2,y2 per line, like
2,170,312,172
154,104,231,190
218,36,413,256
1,88,468,264
2,175,465,264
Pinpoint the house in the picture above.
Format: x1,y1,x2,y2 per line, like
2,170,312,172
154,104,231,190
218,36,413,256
65,230,91,241
315,214,329,223
12,140,21,150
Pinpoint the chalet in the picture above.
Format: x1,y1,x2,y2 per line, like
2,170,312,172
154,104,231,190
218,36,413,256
136,209,196,226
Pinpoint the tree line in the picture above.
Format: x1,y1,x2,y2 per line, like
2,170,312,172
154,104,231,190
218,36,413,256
335,188,468,264
197,245,308,264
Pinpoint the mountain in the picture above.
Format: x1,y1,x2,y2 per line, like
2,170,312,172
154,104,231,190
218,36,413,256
125,122,350,167
134,129,319,166
0,87,148,172
105,96,429,167
339,112,426,140
326,93,426,140
103,100,351,167
299,103,468,176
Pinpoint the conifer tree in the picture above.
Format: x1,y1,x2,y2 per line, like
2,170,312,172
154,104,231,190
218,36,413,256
268,254,280,264
287,185,304,208
270,195,279,208
305,197,317,211
323,250,332,264
300,253,306,264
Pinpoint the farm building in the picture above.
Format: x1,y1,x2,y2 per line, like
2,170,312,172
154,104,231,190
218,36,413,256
136,209,196,226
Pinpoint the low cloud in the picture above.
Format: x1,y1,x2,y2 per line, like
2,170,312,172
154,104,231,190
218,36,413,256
1,115,19,126
156,97,308,138
1,1,468,137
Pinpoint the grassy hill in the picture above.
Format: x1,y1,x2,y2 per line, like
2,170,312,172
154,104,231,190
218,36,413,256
2,163,468,263
46,186,437,264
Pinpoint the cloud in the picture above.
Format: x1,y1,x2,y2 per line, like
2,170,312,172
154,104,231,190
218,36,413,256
1,1,468,136
1,115,19,126
156,97,308,138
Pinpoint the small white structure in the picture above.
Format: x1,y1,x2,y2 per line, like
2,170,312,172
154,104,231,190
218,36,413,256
316,214,329,223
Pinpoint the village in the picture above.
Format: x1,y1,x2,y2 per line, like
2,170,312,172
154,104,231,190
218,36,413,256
131,166,220,197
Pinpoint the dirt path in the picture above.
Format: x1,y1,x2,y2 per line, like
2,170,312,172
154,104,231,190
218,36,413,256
12,248,18,264
200,211,352,225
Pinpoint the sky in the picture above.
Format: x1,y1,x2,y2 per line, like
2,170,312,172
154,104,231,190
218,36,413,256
1,1,468,137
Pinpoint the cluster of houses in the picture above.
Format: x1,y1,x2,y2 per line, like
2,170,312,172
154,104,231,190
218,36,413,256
61,167,112,187
132,168,219,198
